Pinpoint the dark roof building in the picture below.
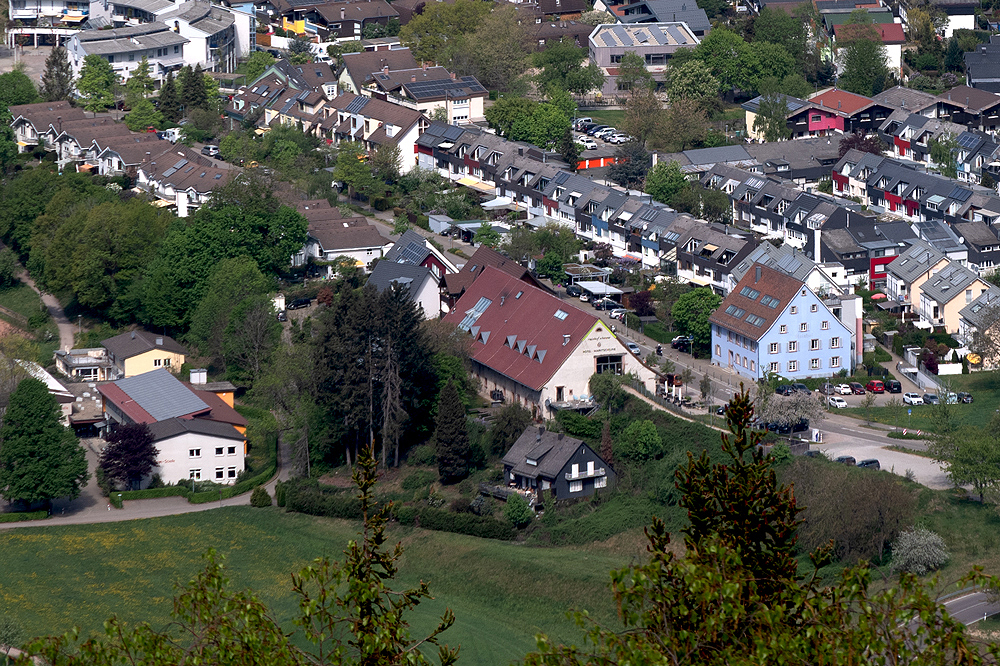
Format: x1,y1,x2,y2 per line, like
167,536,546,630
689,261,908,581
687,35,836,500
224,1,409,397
502,426,615,502
965,34,1000,94
442,245,550,306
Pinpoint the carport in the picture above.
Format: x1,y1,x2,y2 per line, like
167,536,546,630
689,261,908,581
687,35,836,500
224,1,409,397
577,281,623,300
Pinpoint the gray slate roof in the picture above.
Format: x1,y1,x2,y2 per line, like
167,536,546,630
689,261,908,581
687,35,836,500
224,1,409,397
112,369,210,422
147,416,246,442
365,261,434,297
959,287,1000,328
384,229,431,265
502,427,590,480
731,244,816,284
920,261,981,305
103,329,187,360
886,240,946,283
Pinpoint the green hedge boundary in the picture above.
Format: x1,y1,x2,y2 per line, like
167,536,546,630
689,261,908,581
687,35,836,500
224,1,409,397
0,510,49,523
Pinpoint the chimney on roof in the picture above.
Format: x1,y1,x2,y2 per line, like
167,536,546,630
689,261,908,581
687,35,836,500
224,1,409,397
948,92,952,100
156,336,163,346
537,425,545,440
450,71,456,80
422,62,428,70
558,432,564,440
131,331,136,339
838,100,841,109
755,265,761,283
411,74,416,82
341,6,345,18
563,334,570,345
383,65,388,74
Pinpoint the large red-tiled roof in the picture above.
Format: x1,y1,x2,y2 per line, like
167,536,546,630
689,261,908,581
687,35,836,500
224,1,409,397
442,266,599,391
834,22,905,44
809,88,876,116
708,264,803,341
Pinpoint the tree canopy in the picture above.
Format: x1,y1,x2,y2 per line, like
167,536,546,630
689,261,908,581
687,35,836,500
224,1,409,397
77,55,117,113
671,288,722,355
40,47,75,102
100,423,158,491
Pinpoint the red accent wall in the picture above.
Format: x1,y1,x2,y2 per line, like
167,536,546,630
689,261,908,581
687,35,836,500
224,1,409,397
870,256,894,285
832,171,848,191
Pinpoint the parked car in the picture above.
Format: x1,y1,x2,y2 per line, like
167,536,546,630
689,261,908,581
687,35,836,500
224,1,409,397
835,455,857,466
775,384,794,396
671,335,692,348
828,396,848,408
857,459,881,470
578,123,597,133
565,284,582,297
609,308,628,320
805,450,825,459
819,383,836,395
286,297,312,310
865,380,885,393
576,138,598,150
766,421,792,434
835,384,853,395
276,310,287,322
579,292,591,302
593,298,618,310
903,392,923,405
626,342,641,355
885,379,902,393
922,393,940,405
606,134,630,144
957,392,974,403
587,125,609,136
946,392,959,404
595,128,617,139
715,405,726,416
792,418,809,432
849,382,866,395
574,117,592,129
201,144,219,157
674,339,691,353
792,382,811,394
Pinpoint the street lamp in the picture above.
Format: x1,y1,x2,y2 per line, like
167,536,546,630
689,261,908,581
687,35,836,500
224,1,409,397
117,493,122,508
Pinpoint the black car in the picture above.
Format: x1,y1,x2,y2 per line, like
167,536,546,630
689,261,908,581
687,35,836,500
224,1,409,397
287,297,312,310
715,405,726,416
792,418,809,433
276,310,287,322
957,392,974,403
775,384,794,396
766,422,792,435
857,459,881,470
565,284,582,297
671,335,692,349
791,383,811,394
885,379,902,393
835,455,857,466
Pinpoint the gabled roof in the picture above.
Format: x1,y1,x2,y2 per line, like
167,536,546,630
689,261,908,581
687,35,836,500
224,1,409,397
502,427,602,481
365,261,435,297
98,369,209,424
443,245,550,297
731,244,817,284
442,266,600,392
339,48,418,88
953,221,999,248
959,286,1000,328
833,22,904,44
708,263,804,341
936,85,1000,112
102,329,187,360
921,261,982,305
384,229,431,265
885,239,946,282
872,86,939,113
147,417,247,442
311,223,388,252
808,88,877,116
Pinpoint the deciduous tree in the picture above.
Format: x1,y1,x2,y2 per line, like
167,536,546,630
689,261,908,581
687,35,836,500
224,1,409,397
533,39,604,94
99,423,158,490
644,160,687,205
125,56,154,109
0,377,88,506
77,54,116,112
838,132,888,157
752,92,792,142
0,70,39,109
607,141,650,189
839,37,890,97
671,287,721,355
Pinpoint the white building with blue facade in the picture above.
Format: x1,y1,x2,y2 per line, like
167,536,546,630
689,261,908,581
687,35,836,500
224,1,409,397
709,264,855,381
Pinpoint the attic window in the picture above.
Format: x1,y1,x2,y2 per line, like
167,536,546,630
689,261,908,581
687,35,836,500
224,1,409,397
725,305,745,318
746,314,766,327
554,309,568,320
740,286,760,299
515,291,524,299
526,457,537,466
760,295,779,308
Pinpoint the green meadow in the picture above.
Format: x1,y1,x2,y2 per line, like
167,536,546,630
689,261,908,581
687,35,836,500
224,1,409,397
0,507,637,665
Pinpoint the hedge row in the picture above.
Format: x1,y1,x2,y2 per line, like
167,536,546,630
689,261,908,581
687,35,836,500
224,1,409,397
395,506,516,540
0,510,49,523
285,482,363,519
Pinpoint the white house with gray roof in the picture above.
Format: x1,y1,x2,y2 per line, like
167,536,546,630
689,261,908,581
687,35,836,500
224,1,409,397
729,243,845,297
958,287,1000,358
915,260,993,332
365,261,440,319
884,240,948,312
587,22,700,97
67,22,189,83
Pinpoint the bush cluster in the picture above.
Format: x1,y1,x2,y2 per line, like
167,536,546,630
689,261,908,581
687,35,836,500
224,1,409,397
401,470,436,491
250,486,272,508
395,505,516,541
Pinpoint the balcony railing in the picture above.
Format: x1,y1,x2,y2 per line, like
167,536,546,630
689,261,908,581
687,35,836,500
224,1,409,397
565,467,605,480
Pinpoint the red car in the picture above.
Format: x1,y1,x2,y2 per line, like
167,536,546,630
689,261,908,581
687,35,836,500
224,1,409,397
849,382,866,395
865,380,885,393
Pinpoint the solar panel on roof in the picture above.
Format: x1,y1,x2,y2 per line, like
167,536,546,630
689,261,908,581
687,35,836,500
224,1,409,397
459,297,492,331
612,25,634,46
397,243,426,265
949,186,973,202
634,29,649,42
554,171,570,185
957,133,981,149
345,96,369,114
745,176,766,189
775,254,802,274
665,25,686,43
640,208,658,221
443,126,464,140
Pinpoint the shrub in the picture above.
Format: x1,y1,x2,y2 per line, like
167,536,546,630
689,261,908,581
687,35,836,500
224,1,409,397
146,474,164,490
0,510,48,523
401,469,436,491
616,420,662,462
504,492,534,528
250,486,272,507
275,481,286,507
891,526,949,575
414,506,516,540
95,466,112,497
407,445,436,466
450,497,472,513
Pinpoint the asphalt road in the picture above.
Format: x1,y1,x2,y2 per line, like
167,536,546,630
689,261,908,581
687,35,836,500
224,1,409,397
944,592,1000,626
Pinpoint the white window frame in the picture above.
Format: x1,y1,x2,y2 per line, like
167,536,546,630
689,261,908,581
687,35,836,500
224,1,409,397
189,448,201,458
831,356,841,368
787,360,798,372
569,480,583,493
788,341,797,352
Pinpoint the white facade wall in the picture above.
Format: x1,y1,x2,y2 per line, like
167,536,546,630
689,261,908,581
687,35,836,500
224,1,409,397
152,431,245,485
411,277,442,319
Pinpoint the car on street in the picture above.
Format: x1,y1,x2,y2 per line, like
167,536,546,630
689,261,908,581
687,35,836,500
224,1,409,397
865,380,884,393
835,455,857,466
885,379,902,393
766,421,792,434
715,405,726,415
287,297,312,310
626,342,641,355
857,459,881,470
903,392,923,405
593,297,618,310
586,125,609,135
609,308,627,320
565,284,582,297
792,382,811,394
922,393,940,405
849,382,866,395
835,384,853,395
775,384,794,396
958,392,974,403
792,418,809,432
819,383,836,395
606,134,631,144
201,144,220,157
828,396,848,408
671,335,692,348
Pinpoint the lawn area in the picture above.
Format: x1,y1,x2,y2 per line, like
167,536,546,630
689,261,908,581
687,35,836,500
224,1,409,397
579,109,624,127
0,508,633,664
0,283,46,321
840,372,999,434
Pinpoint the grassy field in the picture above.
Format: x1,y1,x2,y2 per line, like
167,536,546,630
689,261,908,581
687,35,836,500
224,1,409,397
0,283,46,321
578,109,624,127
840,373,997,434
0,508,636,664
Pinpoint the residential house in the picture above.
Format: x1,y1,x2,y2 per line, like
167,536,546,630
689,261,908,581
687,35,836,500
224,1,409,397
5,0,90,48
872,86,939,118
97,368,248,485
320,92,425,173
363,66,488,124
884,239,949,313
51,119,156,169
382,229,459,278
134,155,234,217
817,207,915,288
709,263,855,380
877,111,967,166
297,219,392,274
8,100,86,153
958,287,1000,356
442,266,660,418
102,328,187,379
900,0,976,38
442,244,550,308
337,47,418,95
821,9,893,35
729,242,845,297
586,22,701,96
252,58,339,100
595,0,712,37
157,0,241,72
66,22,190,84
935,85,1000,134
502,426,615,500
916,260,993,332
833,23,904,76
528,15,593,48
366,261,440,318
744,139,844,186
54,348,115,381
276,0,397,40
673,217,757,295
952,130,1000,188
965,35,1000,94
952,220,1000,274
805,88,893,136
